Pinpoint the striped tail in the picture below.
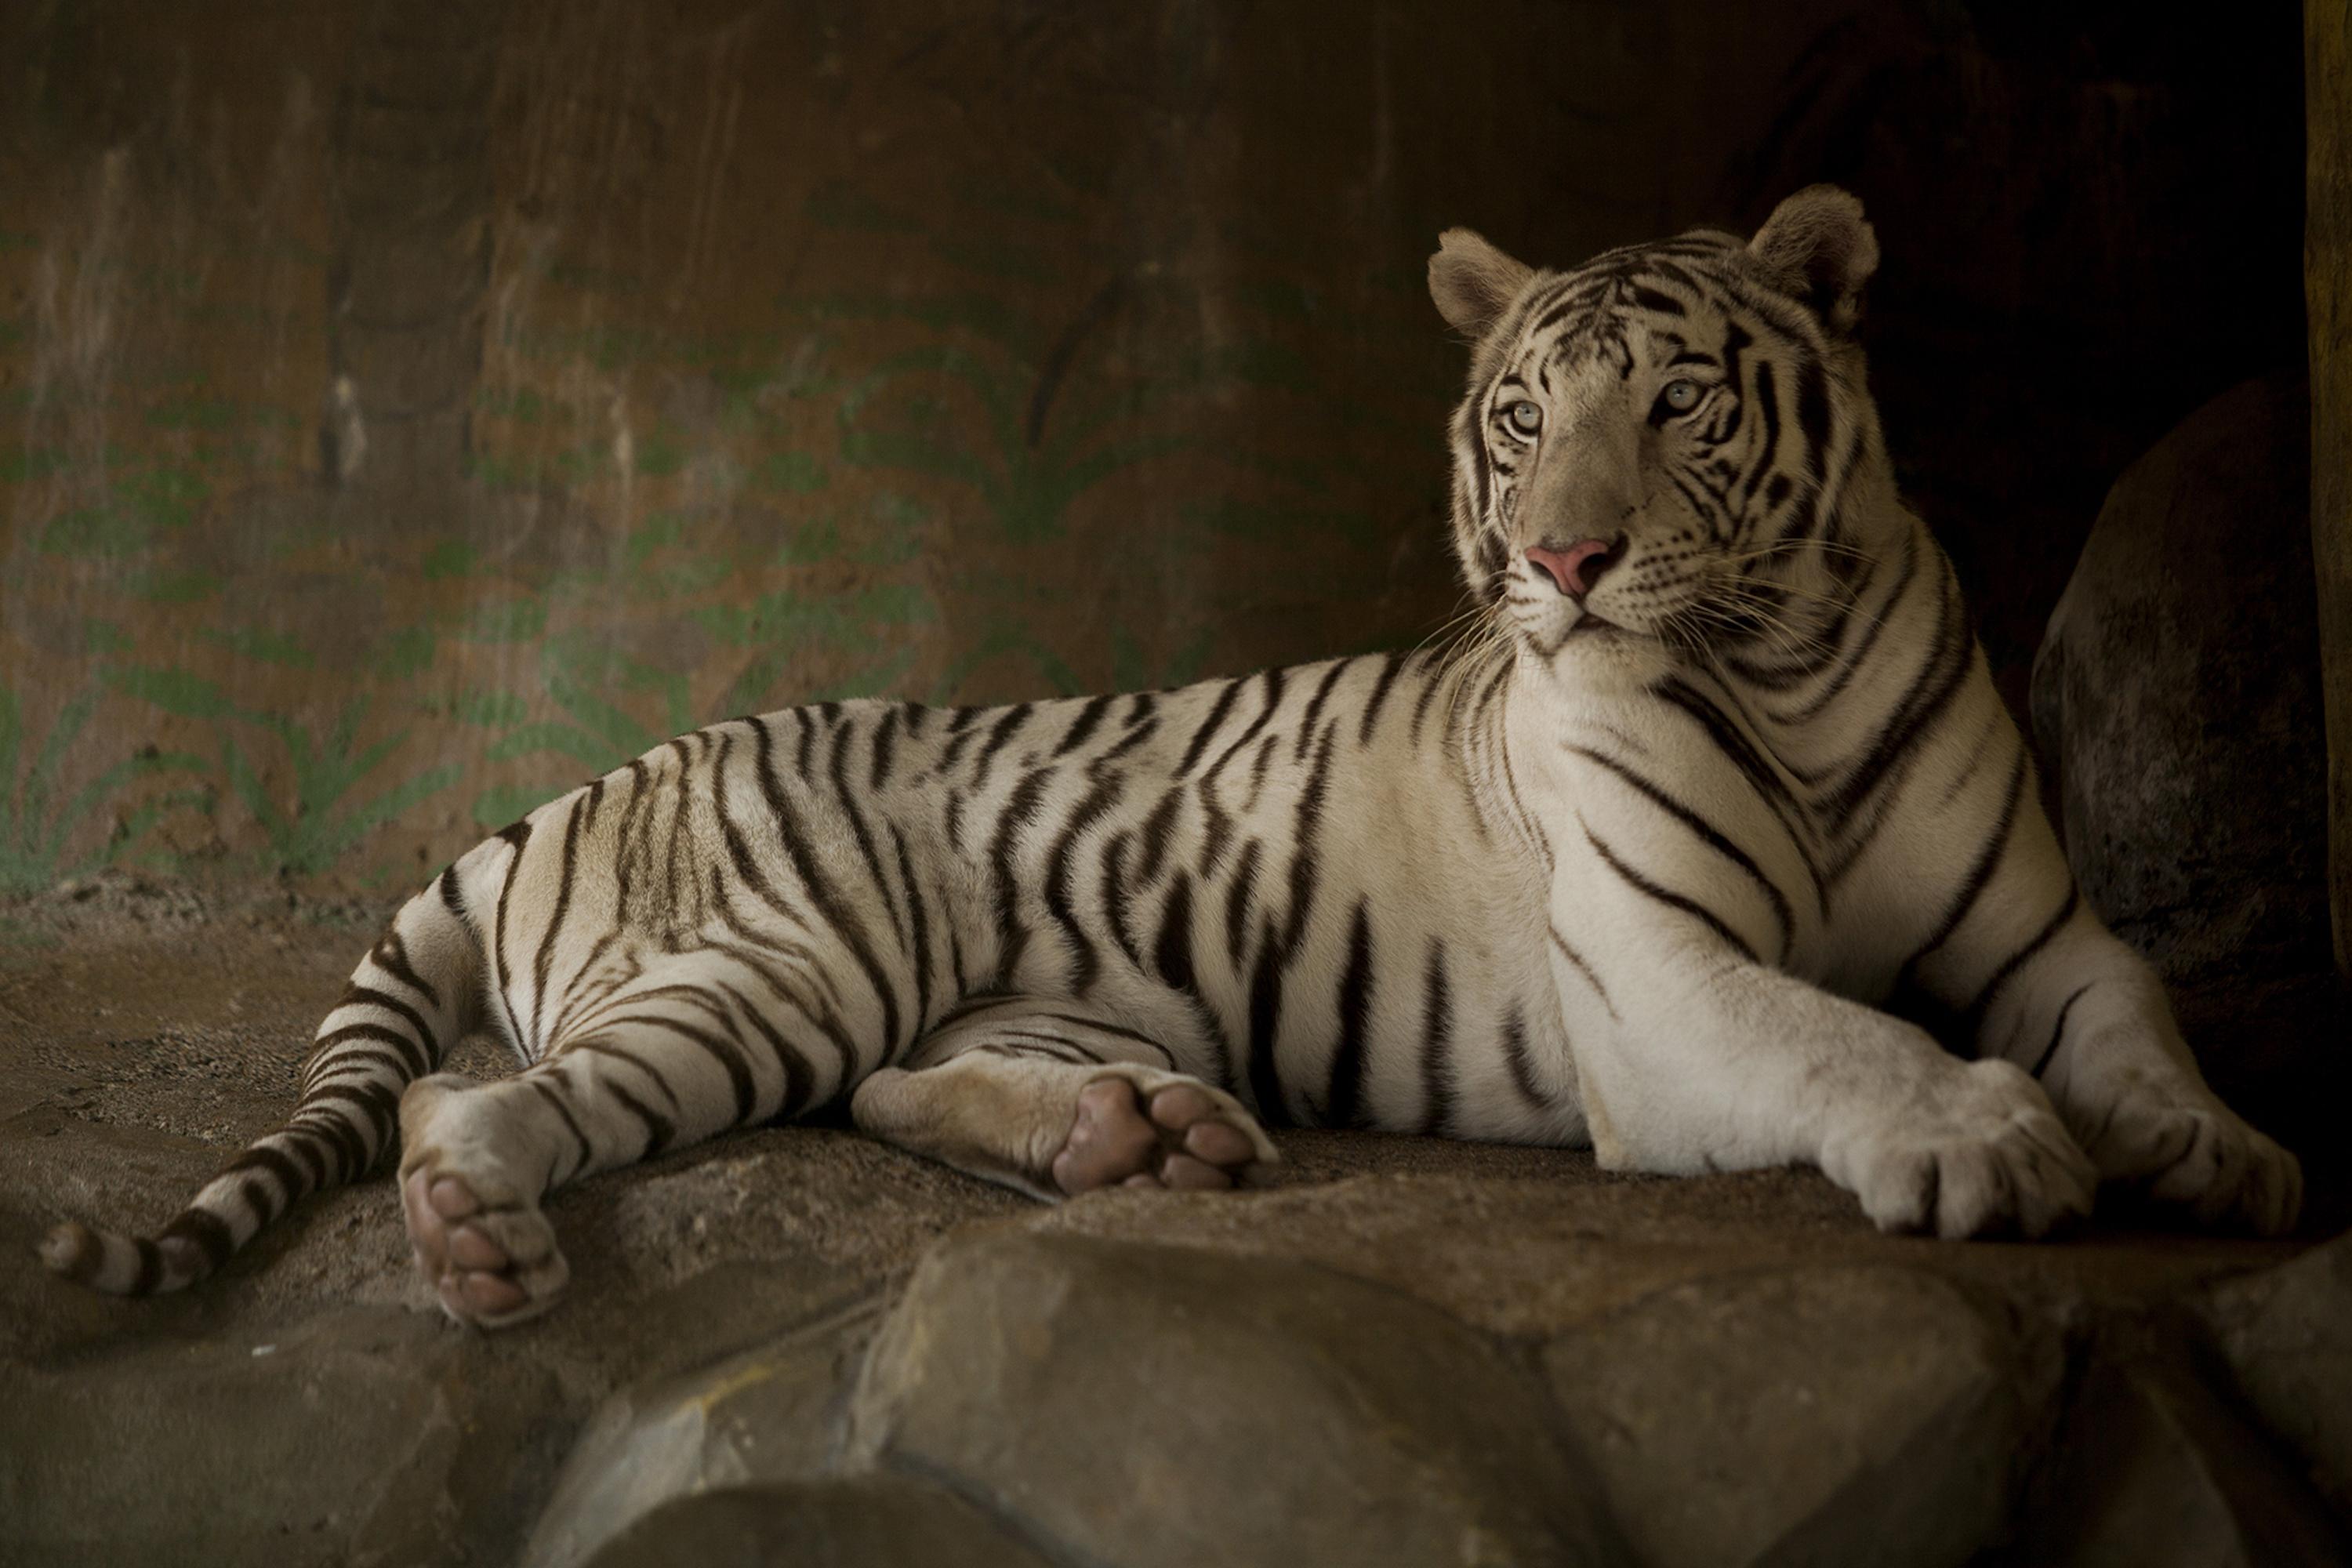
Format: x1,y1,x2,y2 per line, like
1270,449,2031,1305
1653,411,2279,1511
40,873,485,1296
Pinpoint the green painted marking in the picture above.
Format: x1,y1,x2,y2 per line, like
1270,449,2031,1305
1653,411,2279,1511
471,781,554,831
0,448,67,483
125,568,222,604
776,516,842,566
461,599,548,644
456,689,530,728
423,539,480,579
198,626,315,670
855,583,935,626
145,395,239,431
111,666,234,720
756,449,826,494
374,625,437,679
633,431,688,477
38,506,150,559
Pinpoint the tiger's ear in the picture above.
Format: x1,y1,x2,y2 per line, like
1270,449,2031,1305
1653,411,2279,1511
1749,186,1879,334
1428,228,1534,337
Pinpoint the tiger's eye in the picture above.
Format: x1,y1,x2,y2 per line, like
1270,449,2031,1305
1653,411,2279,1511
1508,401,1542,433
1663,380,1701,412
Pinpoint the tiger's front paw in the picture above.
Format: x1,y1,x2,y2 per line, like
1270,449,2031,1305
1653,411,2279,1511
1827,1059,2098,1240
2078,1074,2302,1235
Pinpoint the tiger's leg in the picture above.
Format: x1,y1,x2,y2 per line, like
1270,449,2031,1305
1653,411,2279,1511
849,996,1279,1201
1551,855,2100,1240
1911,840,2303,1234
398,949,857,1327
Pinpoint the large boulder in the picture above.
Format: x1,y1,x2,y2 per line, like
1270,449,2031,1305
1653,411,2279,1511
1540,1265,2050,1568
2032,375,2329,990
845,1229,1628,1568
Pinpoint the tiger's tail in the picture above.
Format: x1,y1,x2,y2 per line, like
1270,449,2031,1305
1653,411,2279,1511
40,869,485,1296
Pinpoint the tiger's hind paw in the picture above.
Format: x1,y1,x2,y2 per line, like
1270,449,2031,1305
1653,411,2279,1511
1052,1074,1276,1195
399,1163,569,1329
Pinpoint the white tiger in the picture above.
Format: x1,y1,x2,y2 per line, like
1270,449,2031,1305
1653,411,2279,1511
43,187,2300,1328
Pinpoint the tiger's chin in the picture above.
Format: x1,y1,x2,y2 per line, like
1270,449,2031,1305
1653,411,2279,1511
1519,606,1675,682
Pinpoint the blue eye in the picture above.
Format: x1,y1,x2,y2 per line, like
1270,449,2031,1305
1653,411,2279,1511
1662,379,1702,413
1506,401,1542,434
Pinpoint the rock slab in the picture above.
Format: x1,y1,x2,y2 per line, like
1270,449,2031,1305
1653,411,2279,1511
1541,1265,2044,1568
848,1229,1630,1568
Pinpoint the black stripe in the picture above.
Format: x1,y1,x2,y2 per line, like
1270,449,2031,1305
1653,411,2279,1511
305,1021,427,1080
1224,838,1262,967
1043,772,1123,994
1201,668,1285,783
1794,350,1831,482
1499,1004,1547,1112
1357,649,1410,746
1897,744,2027,978
1966,887,2080,1021
1784,524,1918,725
1584,825,1761,963
1323,901,1375,1128
1052,694,1116,758
336,979,442,1069
304,1048,416,1084
1418,940,1454,1136
278,1130,329,1189
2029,985,2092,1079
889,822,936,1034
526,1076,593,1182
1570,745,1793,960
160,1207,234,1272
490,817,533,1062
1099,830,1142,967
971,702,1033,787
1650,676,1816,883
869,706,902,790
1152,871,1196,993
829,718,907,946
986,770,1054,989
1548,928,1616,1018
1246,925,1290,1127
1177,677,1248,775
1036,1011,1176,1065
530,784,593,1049
368,927,442,1011
606,1077,676,1157
227,1142,312,1201
1134,789,1185,884
610,1012,757,1125
307,1081,398,1149
750,716,904,1054
437,865,469,923
1294,658,1352,760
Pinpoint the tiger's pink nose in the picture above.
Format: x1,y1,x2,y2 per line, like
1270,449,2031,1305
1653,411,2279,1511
1526,536,1624,601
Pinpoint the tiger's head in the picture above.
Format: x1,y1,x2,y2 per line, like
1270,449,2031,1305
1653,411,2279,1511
1430,187,1891,671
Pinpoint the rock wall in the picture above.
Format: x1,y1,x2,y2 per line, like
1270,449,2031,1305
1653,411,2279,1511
0,2,2310,897
2312,0,2352,981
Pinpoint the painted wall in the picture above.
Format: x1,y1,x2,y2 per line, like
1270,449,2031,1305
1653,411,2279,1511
0,2,2307,896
